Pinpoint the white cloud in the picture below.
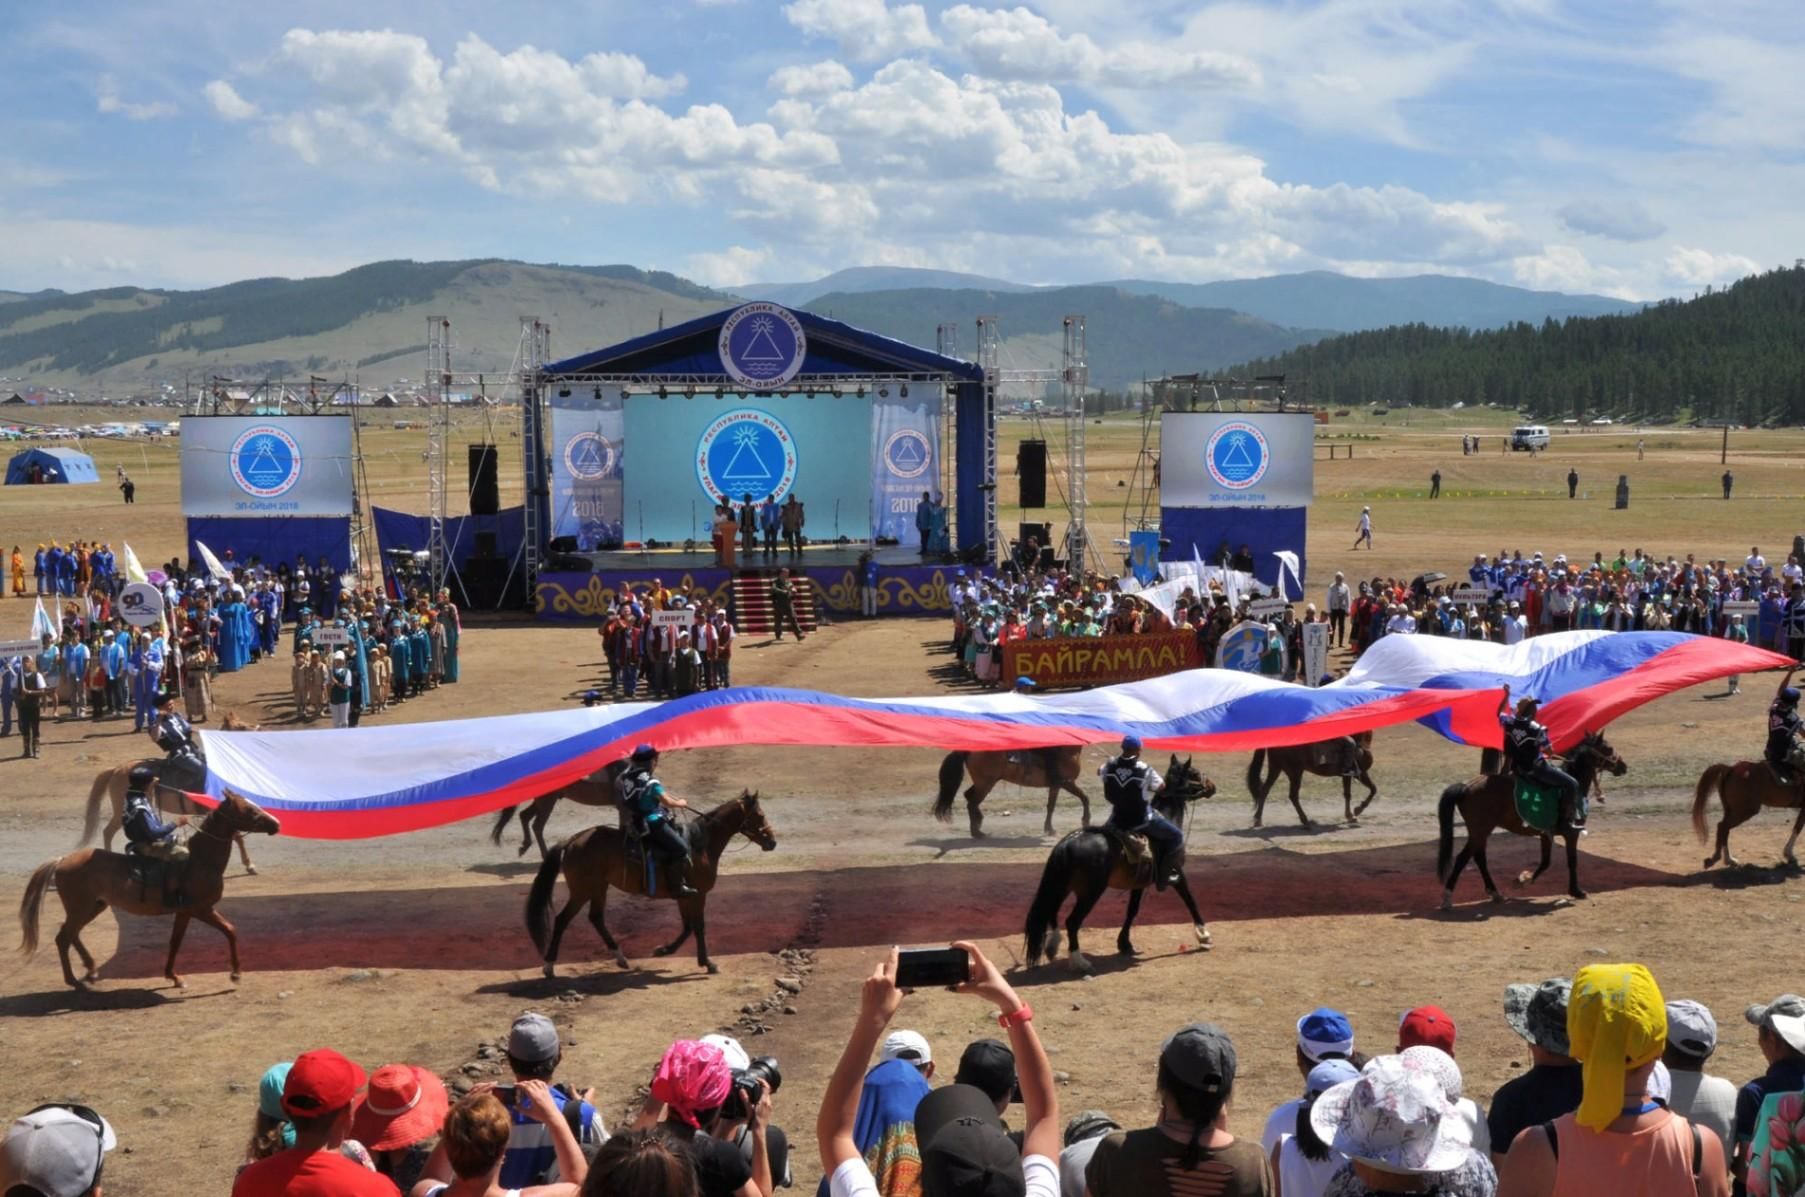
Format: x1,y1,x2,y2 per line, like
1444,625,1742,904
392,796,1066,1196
203,80,259,121
768,60,856,96
96,74,177,120
687,245,773,287
783,0,937,62
1556,199,1664,243
1664,246,1761,288
939,5,1259,90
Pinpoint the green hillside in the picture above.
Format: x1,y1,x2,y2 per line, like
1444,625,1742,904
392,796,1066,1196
803,284,1329,392
0,260,735,388
1229,267,1805,424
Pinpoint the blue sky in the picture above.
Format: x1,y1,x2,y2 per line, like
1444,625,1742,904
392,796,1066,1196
2,0,1798,299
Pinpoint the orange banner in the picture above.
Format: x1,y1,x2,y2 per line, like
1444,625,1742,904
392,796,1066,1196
1002,631,1202,689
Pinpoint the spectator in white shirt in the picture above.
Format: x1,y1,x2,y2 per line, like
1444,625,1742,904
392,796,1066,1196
1502,602,1527,645
1661,999,1737,1160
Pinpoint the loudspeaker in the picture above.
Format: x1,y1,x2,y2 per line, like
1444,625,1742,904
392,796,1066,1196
547,535,578,554
1018,522,1050,551
467,444,500,516
473,530,498,559
460,557,511,609
1017,439,1047,508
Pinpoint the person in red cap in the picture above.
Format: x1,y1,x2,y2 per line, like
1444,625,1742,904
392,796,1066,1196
1398,1008,1492,1158
231,1049,400,1196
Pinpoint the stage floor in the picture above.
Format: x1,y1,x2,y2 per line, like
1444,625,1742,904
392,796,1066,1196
557,544,947,573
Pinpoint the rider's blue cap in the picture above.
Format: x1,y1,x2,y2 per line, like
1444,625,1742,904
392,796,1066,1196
1784,688,1801,702
1014,676,1036,690
1121,735,1142,753
632,742,658,758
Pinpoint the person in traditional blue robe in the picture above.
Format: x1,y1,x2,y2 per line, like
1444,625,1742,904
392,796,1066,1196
388,622,412,702
215,594,254,672
409,623,431,696
349,619,371,714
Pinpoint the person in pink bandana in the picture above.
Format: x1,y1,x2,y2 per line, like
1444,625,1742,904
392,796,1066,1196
651,1040,774,1197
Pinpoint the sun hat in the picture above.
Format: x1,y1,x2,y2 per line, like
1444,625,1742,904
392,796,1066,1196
651,1040,733,1128
1309,1055,1472,1175
1398,1045,1464,1102
0,1105,117,1197
259,1062,294,1120
1665,1000,1719,1059
1567,963,1667,1132
879,1029,934,1066
1503,977,1573,1056
351,1064,450,1151
1297,1008,1356,1062
1399,1006,1457,1056
282,1048,368,1117
914,1084,1023,1197
1746,994,1805,1055
508,1012,561,1063
701,1033,752,1072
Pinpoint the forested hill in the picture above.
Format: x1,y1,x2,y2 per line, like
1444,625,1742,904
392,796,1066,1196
1230,267,1805,425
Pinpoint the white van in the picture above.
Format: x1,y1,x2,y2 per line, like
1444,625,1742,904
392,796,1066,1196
1511,424,1551,451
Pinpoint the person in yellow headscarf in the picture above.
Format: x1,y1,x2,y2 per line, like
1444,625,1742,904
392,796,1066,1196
1497,962,1728,1197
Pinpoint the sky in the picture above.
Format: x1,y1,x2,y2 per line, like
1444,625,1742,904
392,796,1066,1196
2,0,1799,299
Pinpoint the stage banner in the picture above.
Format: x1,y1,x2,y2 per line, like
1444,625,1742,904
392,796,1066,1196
1129,530,1162,585
180,415,353,516
871,384,941,544
623,393,874,543
1003,631,1202,689
1160,412,1315,509
550,391,624,550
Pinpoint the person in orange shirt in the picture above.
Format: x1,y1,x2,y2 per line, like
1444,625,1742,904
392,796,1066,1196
9,545,22,596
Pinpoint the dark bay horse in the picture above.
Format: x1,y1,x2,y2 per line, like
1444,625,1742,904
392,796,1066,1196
525,791,776,977
1692,762,1805,869
492,761,628,858
1022,757,1215,973
19,790,281,989
1436,733,1626,911
1245,731,1378,827
935,747,1092,837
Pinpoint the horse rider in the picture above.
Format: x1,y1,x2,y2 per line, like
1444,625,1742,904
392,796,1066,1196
121,762,189,905
150,694,207,793
1098,735,1183,890
614,744,699,896
1765,670,1805,787
1498,688,1583,829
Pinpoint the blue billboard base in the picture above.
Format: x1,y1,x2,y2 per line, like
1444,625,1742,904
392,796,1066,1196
1159,506,1307,594
186,516,351,579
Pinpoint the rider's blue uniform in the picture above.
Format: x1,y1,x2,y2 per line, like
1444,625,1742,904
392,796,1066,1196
1099,754,1182,884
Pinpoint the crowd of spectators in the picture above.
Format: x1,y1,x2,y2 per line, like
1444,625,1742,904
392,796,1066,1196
596,580,739,701
12,948,1800,1197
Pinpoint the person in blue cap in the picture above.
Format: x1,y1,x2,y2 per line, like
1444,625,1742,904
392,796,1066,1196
614,743,697,896
1499,686,1583,829
1014,676,1037,693
1766,668,1803,786
1098,735,1182,890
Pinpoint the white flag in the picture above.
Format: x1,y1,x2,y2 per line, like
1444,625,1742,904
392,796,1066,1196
121,541,150,584
31,597,58,642
1273,550,1301,600
195,540,232,582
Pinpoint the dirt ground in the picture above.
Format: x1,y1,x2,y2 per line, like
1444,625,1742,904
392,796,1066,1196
3,413,1805,1194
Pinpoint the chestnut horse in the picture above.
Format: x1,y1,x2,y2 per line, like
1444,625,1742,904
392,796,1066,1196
82,711,262,873
934,746,1093,837
526,791,776,977
491,761,628,858
19,790,281,989
1244,731,1378,827
1692,762,1805,870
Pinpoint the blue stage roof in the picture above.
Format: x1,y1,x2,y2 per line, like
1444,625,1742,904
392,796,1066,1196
545,304,984,382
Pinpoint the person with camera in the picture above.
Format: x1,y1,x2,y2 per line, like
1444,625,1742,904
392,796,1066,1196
818,941,1060,1197
703,1035,794,1190
500,1014,608,1189
646,1039,775,1197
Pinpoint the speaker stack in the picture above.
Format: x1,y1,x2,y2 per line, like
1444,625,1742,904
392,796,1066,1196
467,444,500,515
1016,439,1047,508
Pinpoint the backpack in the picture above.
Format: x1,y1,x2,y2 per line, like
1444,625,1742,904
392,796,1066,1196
534,1085,603,1183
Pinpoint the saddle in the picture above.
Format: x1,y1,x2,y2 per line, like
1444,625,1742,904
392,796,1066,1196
124,844,190,907
145,751,207,798
1094,824,1156,888
1514,777,1582,834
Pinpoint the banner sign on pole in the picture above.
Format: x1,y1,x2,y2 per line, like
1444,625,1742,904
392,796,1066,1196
1129,530,1162,585
0,638,40,656
651,609,697,629
1002,632,1201,689
1216,620,1283,674
1248,596,1290,619
118,581,165,628
311,625,352,647
1721,601,1761,618
1451,586,1492,605
180,415,355,516
1302,621,1331,685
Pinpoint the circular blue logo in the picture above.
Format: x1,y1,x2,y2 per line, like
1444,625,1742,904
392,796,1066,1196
883,428,932,480
1205,421,1270,490
696,410,797,506
719,303,807,390
562,431,617,481
229,425,303,498
1214,621,1277,672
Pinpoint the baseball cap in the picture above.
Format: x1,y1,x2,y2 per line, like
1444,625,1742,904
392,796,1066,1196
879,1029,933,1066
282,1048,367,1117
1306,1058,1360,1097
1297,1008,1355,1062
1121,735,1142,754
1746,994,1805,1055
914,1085,1023,1197
701,1033,752,1072
1160,1022,1237,1093
0,1105,116,1197
1665,1000,1719,1059
508,1012,561,1063
1062,1110,1121,1147
955,1040,1018,1105
1503,977,1573,1056
1399,1006,1457,1056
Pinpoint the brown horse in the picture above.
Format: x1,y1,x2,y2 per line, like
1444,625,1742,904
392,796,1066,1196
19,789,281,989
1245,731,1378,827
1022,757,1216,973
491,761,628,858
82,711,262,873
1692,762,1805,869
525,790,777,977
1436,732,1626,911
934,747,1092,836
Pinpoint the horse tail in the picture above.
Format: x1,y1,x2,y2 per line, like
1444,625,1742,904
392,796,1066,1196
17,860,57,959
81,770,111,846
1024,838,1077,965
1245,749,1269,802
1692,764,1728,845
490,804,518,846
1435,784,1464,883
934,752,969,822
525,842,565,955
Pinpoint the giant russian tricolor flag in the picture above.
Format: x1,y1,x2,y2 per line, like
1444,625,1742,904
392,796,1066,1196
192,631,1787,839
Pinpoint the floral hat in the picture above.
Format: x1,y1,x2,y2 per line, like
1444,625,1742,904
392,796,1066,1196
1309,1055,1472,1175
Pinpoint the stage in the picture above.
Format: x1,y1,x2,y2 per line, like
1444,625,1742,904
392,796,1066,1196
534,544,975,620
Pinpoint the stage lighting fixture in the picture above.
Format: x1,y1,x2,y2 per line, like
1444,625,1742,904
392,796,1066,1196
658,386,668,400
593,385,602,400
715,388,725,399
684,386,696,397
878,386,890,398
557,387,572,398
620,388,631,401
855,386,866,398
900,384,910,398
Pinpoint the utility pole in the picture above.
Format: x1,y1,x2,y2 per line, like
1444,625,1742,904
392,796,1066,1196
1722,423,1729,465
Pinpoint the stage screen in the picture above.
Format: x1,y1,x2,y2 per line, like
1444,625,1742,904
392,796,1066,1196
180,415,354,516
550,391,625,550
623,394,873,543
1159,412,1315,509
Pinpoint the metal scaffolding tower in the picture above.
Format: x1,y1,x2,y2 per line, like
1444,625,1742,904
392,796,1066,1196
520,317,552,597
975,315,1001,561
1061,315,1089,569
425,316,452,594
